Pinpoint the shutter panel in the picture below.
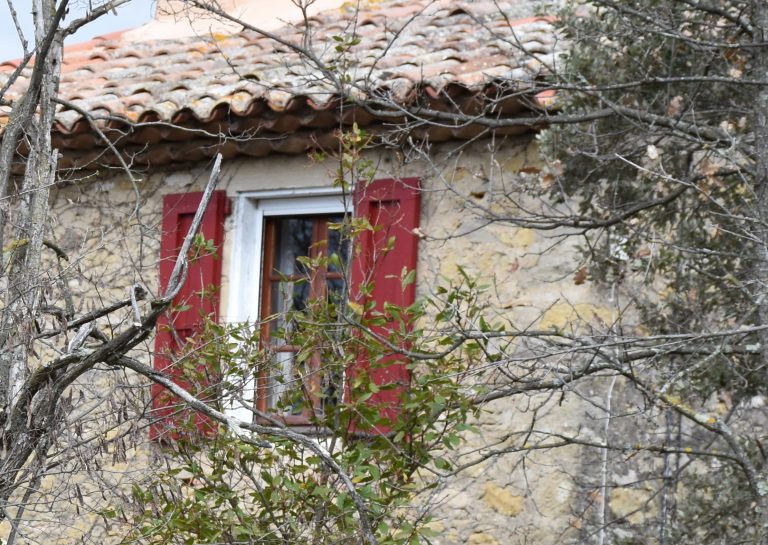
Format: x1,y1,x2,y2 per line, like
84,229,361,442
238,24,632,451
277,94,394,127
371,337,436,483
150,190,228,441
350,178,420,434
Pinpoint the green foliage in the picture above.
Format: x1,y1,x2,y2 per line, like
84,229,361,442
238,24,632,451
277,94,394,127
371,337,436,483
119,273,485,544
537,0,768,541
118,126,488,545
189,234,219,262
540,0,768,400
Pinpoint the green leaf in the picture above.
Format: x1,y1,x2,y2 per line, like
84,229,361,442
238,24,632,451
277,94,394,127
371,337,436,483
401,267,417,290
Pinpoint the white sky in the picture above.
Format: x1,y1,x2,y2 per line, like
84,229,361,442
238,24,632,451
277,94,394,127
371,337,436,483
0,0,156,61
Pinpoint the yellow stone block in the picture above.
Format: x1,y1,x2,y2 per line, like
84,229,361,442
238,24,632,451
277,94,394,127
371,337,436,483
539,302,613,330
493,227,537,250
609,487,658,525
511,228,536,249
482,482,525,517
469,532,501,545
425,520,445,534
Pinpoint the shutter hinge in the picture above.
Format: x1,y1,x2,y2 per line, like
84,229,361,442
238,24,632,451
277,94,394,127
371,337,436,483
224,197,233,217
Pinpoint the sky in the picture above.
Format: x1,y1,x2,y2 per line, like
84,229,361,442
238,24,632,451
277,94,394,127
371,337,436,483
0,0,155,62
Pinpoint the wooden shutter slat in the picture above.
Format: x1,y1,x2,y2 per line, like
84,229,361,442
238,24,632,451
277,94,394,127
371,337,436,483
350,178,420,434
150,190,228,441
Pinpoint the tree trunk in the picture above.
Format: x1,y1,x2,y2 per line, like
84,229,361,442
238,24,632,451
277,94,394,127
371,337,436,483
752,1,768,542
0,0,62,518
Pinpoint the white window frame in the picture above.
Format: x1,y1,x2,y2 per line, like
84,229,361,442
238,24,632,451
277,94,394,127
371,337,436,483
225,187,349,422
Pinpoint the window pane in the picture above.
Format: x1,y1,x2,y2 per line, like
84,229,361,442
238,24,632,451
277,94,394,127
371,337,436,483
274,218,313,276
321,364,340,413
270,280,310,315
269,280,311,338
327,216,348,273
260,213,351,422
267,351,304,415
326,277,345,304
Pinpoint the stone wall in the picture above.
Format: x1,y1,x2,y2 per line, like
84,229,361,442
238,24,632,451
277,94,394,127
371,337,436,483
0,136,639,544
388,138,610,545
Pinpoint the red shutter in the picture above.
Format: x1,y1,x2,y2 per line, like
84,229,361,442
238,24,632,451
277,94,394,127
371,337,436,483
350,178,420,434
150,190,228,441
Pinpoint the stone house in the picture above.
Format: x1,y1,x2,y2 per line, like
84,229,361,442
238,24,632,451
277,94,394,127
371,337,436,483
0,1,629,544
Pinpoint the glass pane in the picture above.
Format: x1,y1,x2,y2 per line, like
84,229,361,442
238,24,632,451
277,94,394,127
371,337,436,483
274,218,313,276
267,351,304,415
327,277,345,304
327,215,348,272
269,280,311,338
266,351,292,409
321,365,340,412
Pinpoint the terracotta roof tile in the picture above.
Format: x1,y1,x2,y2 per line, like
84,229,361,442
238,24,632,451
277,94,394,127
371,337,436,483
1,0,560,167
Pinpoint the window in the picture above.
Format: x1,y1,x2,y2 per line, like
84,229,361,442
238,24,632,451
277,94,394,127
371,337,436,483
257,213,348,424
153,180,421,436
226,190,349,425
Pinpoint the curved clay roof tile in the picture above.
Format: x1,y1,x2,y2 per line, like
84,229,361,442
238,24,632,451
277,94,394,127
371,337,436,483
1,0,560,166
